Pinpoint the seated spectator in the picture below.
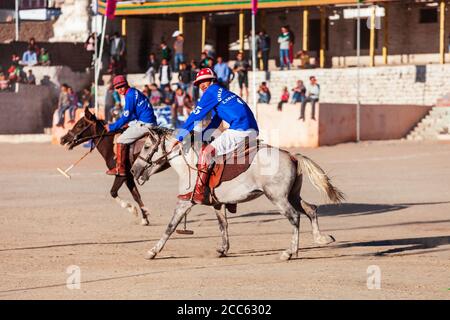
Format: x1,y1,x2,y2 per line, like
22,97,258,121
108,56,122,75
277,86,289,111
149,83,162,106
199,51,213,69
67,86,78,123
38,48,51,66
295,50,311,69
142,84,151,98
162,84,175,105
0,73,10,91
21,46,38,66
56,84,71,127
291,80,306,103
28,37,40,55
257,82,271,104
300,76,320,121
26,70,36,85
81,86,93,109
173,87,193,121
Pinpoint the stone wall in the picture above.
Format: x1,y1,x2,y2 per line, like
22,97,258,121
0,84,55,134
228,64,450,107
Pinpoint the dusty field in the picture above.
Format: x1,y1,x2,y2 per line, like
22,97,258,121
0,140,449,300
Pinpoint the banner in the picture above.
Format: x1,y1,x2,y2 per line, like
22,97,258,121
105,0,117,19
252,0,258,15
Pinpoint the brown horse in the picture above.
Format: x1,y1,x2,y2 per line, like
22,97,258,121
60,107,169,225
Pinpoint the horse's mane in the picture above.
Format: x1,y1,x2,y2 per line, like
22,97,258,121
150,126,174,137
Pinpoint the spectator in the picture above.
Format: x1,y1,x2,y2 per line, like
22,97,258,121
173,33,184,71
38,48,51,66
104,83,117,123
291,80,306,104
145,53,158,84
257,82,271,104
84,32,97,66
21,46,38,66
56,83,71,127
277,86,289,111
67,86,78,123
158,58,172,91
214,56,233,89
0,73,9,91
160,41,172,63
28,38,40,55
178,62,191,93
162,84,175,105
257,30,271,72
199,52,212,69
233,52,250,101
190,60,200,101
109,32,125,62
149,83,162,106
108,56,122,75
287,25,295,65
278,26,291,70
300,76,320,121
203,42,215,58
81,86,93,109
172,87,193,128
26,69,36,85
296,50,311,69
142,84,151,98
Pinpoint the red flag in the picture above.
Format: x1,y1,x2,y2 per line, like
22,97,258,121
105,0,117,20
251,0,258,15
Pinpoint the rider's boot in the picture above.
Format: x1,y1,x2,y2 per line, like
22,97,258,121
106,143,127,176
178,145,215,204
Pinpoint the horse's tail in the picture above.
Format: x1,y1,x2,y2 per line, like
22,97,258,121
295,153,345,204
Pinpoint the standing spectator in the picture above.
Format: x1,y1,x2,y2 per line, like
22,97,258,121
21,46,38,66
38,48,51,66
56,84,71,127
300,76,320,120
278,26,291,70
28,38,40,55
173,33,184,71
26,70,36,85
214,56,233,89
145,53,158,84
291,80,306,104
278,86,289,111
160,41,172,63
84,32,97,67
257,82,271,104
287,25,295,65
233,52,250,101
257,30,271,72
178,62,191,93
109,32,125,63
158,58,172,91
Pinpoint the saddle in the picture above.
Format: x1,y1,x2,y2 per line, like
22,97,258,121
207,140,263,208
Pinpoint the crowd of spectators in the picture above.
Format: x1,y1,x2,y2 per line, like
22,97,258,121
55,83,96,128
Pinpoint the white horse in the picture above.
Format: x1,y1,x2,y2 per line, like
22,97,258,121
131,127,344,260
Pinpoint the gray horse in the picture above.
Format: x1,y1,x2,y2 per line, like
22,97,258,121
131,127,344,260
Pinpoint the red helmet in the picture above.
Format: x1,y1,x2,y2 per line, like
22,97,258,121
193,68,216,86
112,75,128,89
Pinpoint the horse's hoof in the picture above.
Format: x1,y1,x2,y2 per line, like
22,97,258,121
145,250,157,260
315,234,335,245
140,219,150,226
216,248,228,258
280,251,292,261
120,201,130,209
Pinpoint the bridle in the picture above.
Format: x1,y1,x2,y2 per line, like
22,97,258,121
67,116,112,149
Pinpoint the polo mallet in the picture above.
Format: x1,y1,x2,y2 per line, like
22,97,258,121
176,215,194,235
57,147,94,179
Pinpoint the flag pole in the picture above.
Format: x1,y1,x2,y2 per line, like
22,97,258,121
356,0,361,142
15,0,19,41
95,14,107,117
251,1,258,120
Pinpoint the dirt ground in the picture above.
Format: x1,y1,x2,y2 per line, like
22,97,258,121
0,140,449,300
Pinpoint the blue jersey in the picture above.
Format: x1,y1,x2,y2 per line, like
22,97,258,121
108,87,157,132
176,84,259,142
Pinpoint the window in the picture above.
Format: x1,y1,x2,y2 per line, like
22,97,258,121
419,8,438,24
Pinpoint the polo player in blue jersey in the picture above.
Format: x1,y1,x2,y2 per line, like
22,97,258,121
174,68,259,204
105,75,157,176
